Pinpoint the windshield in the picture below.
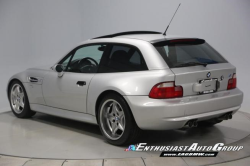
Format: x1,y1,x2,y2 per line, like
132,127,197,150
153,39,227,68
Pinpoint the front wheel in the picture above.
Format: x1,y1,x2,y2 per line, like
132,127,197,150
98,93,140,145
9,81,36,118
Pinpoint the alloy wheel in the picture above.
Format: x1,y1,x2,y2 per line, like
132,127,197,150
100,99,126,140
10,84,25,114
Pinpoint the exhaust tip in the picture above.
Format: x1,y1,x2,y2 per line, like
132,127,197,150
225,114,229,120
217,112,233,121
188,121,194,127
186,120,198,128
193,121,198,127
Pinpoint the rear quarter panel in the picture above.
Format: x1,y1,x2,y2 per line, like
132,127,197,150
87,69,174,115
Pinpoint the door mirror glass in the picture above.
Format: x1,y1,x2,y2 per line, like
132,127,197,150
55,64,63,72
55,64,64,77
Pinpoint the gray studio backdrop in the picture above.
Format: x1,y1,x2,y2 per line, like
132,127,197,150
0,0,249,113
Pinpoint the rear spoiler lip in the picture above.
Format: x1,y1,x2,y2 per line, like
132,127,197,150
150,37,205,44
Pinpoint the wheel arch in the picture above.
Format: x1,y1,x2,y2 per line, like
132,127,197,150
95,90,135,125
95,90,120,120
7,78,23,100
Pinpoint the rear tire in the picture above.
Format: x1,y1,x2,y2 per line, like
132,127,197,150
9,81,36,118
97,93,141,146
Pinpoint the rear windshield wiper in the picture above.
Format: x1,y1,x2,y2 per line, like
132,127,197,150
174,62,207,67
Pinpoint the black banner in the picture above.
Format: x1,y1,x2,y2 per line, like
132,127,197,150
160,151,218,157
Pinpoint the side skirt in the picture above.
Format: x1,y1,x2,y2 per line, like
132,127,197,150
30,104,98,125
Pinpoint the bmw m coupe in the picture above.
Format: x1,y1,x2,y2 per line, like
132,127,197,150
7,31,243,145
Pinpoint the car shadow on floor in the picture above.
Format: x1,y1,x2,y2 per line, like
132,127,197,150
5,111,238,147
31,112,103,138
31,112,232,146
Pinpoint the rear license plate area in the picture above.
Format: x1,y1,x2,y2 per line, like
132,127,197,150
195,78,219,94
199,78,219,94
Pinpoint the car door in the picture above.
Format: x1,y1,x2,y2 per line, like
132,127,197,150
42,44,108,113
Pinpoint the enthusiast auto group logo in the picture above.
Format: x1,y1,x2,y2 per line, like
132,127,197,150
125,143,244,157
125,145,136,151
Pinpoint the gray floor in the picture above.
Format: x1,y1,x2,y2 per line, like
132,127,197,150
0,111,250,166
1,155,250,166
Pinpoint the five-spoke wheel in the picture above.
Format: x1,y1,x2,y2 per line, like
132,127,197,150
98,93,140,145
100,99,125,140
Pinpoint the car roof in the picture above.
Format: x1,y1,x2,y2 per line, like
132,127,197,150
115,34,184,42
91,31,193,43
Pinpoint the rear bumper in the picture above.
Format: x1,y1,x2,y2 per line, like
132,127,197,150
124,88,243,130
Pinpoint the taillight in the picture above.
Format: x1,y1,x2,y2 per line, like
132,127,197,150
227,73,237,90
149,82,183,99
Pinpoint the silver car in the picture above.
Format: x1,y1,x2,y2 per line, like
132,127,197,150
7,31,243,145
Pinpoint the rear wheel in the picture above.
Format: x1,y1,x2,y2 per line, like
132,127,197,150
98,93,140,145
9,81,36,118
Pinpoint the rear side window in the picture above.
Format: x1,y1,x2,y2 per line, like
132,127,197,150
153,39,227,68
98,44,148,73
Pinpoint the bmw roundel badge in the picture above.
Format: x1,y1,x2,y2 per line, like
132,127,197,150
207,72,211,78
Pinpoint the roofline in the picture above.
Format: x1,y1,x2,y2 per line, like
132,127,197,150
150,37,204,44
92,31,162,39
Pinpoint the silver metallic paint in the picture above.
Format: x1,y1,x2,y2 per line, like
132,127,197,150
87,69,175,115
42,71,95,113
171,63,236,96
30,104,97,124
7,35,244,130
124,88,243,130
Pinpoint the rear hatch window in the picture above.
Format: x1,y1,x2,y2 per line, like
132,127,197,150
153,38,236,101
153,39,227,68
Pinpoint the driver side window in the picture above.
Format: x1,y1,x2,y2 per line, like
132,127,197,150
63,44,106,73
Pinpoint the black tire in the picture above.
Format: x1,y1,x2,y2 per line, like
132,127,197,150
198,119,222,127
97,93,141,146
9,80,36,118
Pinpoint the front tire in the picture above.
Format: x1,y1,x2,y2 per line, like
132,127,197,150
98,93,140,145
9,81,36,118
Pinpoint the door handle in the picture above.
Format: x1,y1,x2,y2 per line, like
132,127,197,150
76,81,86,86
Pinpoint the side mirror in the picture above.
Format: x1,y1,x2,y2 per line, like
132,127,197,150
55,64,64,77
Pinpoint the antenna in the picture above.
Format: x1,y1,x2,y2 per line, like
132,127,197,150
163,3,181,36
